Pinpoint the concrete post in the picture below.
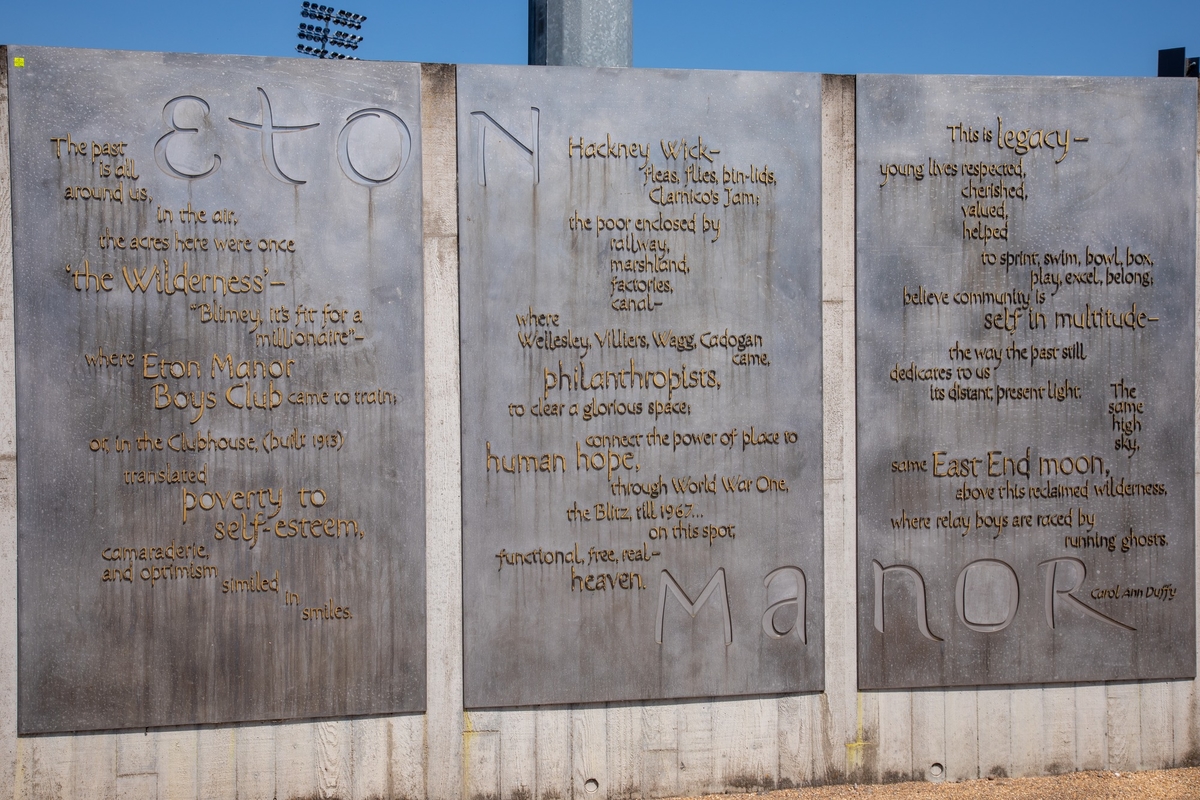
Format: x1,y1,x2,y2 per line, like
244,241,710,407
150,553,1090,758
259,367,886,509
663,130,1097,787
529,0,632,67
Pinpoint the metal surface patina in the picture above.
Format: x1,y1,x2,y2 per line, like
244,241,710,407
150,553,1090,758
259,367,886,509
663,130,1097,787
9,47,426,732
856,75,1197,688
458,65,825,707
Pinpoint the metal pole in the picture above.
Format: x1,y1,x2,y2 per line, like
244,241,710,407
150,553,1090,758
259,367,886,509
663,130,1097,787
529,0,632,67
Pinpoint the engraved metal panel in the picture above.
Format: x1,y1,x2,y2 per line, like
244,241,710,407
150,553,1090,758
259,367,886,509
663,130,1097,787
459,65,824,706
856,75,1197,688
9,47,426,731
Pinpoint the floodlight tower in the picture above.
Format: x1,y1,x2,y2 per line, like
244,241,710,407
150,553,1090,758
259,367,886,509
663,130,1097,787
296,3,367,60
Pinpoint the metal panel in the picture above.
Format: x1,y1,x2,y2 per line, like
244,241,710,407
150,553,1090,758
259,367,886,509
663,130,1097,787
856,75,1197,688
459,65,824,707
8,47,426,732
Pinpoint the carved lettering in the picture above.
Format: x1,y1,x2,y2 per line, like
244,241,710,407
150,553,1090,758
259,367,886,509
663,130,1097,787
471,107,539,186
872,560,943,642
761,566,806,642
655,568,732,646
228,87,320,185
155,96,221,180
336,108,412,186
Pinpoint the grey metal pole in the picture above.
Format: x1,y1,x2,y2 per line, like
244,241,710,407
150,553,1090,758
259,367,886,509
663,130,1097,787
529,0,632,67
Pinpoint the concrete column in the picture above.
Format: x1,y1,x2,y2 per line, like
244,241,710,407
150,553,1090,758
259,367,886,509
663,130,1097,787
529,0,632,67
0,46,17,799
421,63,465,800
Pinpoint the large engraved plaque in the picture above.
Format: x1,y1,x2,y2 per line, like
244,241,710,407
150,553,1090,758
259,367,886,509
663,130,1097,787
857,75,1196,688
460,66,823,706
9,47,426,731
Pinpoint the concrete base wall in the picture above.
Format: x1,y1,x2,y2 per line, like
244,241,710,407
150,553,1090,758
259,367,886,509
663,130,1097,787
0,59,1196,800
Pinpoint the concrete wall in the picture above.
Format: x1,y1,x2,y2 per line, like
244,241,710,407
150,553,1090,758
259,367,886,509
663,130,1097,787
0,58,1197,800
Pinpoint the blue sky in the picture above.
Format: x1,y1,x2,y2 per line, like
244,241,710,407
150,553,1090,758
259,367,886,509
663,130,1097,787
5,0,1198,76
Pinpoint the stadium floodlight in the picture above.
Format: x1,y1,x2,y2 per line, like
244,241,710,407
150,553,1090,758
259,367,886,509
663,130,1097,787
296,2,367,60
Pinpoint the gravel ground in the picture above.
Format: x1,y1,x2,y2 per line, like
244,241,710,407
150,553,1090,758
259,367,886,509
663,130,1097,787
675,767,1200,800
